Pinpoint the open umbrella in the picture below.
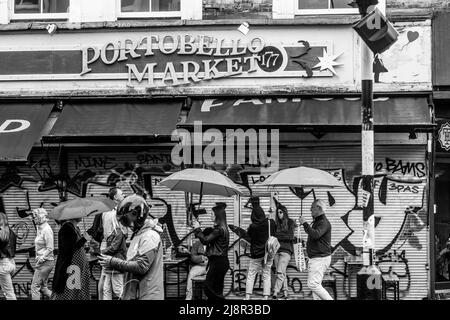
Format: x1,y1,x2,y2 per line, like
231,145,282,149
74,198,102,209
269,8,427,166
261,166,343,189
49,196,116,221
160,168,243,197
160,168,242,227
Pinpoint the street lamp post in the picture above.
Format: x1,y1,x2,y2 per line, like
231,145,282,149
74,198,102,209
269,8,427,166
355,0,382,299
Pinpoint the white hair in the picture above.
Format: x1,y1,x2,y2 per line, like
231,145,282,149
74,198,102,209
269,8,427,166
312,199,327,212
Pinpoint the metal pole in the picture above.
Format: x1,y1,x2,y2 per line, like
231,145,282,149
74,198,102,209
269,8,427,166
356,0,382,300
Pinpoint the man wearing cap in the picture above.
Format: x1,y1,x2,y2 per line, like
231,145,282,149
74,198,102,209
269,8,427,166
298,199,333,300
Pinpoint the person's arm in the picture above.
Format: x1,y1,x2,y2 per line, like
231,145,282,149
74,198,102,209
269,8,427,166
108,233,160,275
190,243,204,264
101,230,124,256
194,227,223,245
302,219,330,240
109,249,153,276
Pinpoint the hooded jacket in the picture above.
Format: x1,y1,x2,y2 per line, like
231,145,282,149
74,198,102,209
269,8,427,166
246,206,275,259
109,219,164,300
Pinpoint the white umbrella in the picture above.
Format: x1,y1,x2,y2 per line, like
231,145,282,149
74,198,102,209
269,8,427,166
261,166,343,216
261,166,343,189
160,168,243,197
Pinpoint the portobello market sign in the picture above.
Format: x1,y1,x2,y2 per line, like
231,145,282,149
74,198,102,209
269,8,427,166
80,34,340,87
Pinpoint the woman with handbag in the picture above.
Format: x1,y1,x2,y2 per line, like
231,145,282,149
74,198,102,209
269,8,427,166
272,204,296,300
244,197,276,300
192,202,230,301
0,212,17,300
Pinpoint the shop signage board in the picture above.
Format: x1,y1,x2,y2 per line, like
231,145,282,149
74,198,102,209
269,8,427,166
0,24,431,94
437,120,450,152
0,27,355,90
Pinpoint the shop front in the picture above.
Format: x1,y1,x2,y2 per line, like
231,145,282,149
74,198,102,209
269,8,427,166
0,20,433,299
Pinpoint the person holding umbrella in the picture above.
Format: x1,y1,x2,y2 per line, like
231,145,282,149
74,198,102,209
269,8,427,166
51,217,91,300
298,199,333,300
49,195,116,300
192,202,230,301
31,208,54,300
244,197,276,301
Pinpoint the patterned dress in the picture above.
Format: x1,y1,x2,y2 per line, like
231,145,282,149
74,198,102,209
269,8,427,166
51,226,90,300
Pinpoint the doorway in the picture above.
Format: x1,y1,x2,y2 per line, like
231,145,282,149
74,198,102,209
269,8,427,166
434,161,450,289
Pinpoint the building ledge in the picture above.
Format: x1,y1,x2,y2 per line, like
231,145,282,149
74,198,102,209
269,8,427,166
387,8,433,21
0,15,360,32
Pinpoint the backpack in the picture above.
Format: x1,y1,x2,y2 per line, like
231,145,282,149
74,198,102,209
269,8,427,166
87,213,103,243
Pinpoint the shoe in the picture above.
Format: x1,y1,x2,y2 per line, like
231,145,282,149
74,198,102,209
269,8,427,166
272,294,278,300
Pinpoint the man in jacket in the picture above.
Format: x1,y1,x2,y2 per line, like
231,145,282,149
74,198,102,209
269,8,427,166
299,199,333,300
99,195,164,300
185,239,207,300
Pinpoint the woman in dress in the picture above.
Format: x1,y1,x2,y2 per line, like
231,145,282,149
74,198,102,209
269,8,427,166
51,218,91,300
192,202,230,300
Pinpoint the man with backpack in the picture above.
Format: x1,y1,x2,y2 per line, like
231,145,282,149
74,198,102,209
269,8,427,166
244,197,277,300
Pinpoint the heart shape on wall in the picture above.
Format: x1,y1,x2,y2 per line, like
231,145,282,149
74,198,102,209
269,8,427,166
407,31,419,43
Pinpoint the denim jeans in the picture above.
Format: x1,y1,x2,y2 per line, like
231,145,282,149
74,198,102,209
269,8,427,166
0,258,17,300
31,260,54,300
273,252,291,296
245,257,273,297
185,264,207,300
307,255,333,300
103,271,124,300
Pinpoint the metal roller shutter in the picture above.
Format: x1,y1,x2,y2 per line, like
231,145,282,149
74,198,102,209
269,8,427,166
0,145,429,300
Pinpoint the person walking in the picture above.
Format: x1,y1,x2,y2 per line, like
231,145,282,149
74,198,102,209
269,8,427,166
192,202,230,301
98,195,164,300
298,199,333,300
244,197,276,300
31,208,55,300
272,204,296,300
96,187,124,300
51,218,91,300
185,239,207,300
100,211,127,300
0,212,17,300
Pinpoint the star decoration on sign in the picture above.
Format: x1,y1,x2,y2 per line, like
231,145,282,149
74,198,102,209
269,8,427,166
313,49,344,76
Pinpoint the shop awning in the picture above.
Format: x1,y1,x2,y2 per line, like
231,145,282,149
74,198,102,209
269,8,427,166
182,97,433,132
0,103,53,162
46,102,182,142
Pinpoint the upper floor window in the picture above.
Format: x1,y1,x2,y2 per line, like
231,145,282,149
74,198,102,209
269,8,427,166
12,0,69,19
296,0,358,14
118,0,181,18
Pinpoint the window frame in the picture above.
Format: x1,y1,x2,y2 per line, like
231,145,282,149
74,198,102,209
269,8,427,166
295,0,359,15
116,0,182,19
10,0,70,20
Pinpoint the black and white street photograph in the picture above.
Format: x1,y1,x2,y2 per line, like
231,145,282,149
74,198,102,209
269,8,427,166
0,0,448,313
